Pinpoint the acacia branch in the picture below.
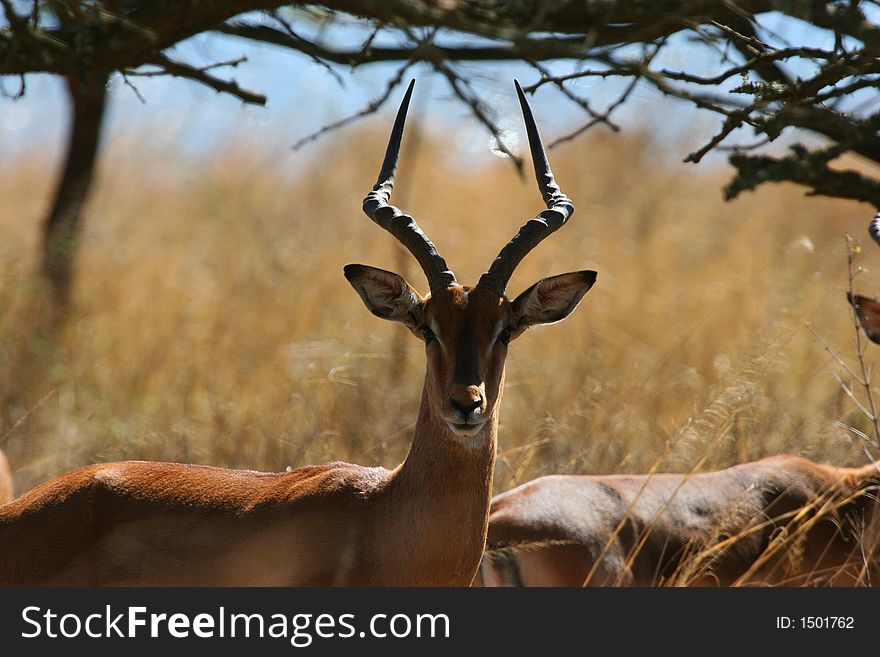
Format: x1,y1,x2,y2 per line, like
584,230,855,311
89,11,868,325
527,60,619,132
3,0,879,209
215,21,589,64
1,0,778,76
146,54,266,105
726,146,880,207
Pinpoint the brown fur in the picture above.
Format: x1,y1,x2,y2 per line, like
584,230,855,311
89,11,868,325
479,456,880,587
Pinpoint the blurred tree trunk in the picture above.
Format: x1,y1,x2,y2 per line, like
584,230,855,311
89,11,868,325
40,70,110,319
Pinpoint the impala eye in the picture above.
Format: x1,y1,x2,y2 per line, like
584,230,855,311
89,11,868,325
498,326,513,345
420,326,436,344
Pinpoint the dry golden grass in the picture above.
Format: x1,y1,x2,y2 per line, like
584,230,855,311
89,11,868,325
1,125,878,507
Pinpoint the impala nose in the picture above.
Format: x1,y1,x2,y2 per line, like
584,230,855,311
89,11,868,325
446,387,487,437
452,397,482,416
450,385,485,418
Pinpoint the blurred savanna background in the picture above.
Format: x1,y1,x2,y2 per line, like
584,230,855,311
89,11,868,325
1,2,880,523
1,122,877,497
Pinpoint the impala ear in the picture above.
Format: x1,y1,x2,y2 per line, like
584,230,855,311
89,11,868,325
511,271,596,335
344,264,425,331
848,292,880,345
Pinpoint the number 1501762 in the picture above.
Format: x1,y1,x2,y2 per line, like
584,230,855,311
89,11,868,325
776,616,854,629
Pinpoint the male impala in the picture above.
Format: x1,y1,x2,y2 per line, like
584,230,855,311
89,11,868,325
0,80,595,586
479,455,879,586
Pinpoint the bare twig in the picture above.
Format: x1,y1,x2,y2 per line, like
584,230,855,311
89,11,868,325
549,70,640,148
528,60,620,132
809,323,866,384
268,10,344,86
145,54,266,106
292,61,415,151
545,44,661,149
685,110,749,163
119,71,146,104
431,57,522,173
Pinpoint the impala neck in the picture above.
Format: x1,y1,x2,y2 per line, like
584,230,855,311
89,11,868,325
384,381,499,585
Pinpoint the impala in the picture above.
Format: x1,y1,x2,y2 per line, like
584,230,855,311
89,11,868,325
0,80,595,586
0,448,12,505
478,455,879,586
478,211,880,588
849,212,880,344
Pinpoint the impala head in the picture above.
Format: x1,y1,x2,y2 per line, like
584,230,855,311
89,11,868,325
849,212,880,345
346,80,596,441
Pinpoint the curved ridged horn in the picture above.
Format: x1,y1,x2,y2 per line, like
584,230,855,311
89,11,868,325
869,211,880,246
362,79,456,292
477,80,574,294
